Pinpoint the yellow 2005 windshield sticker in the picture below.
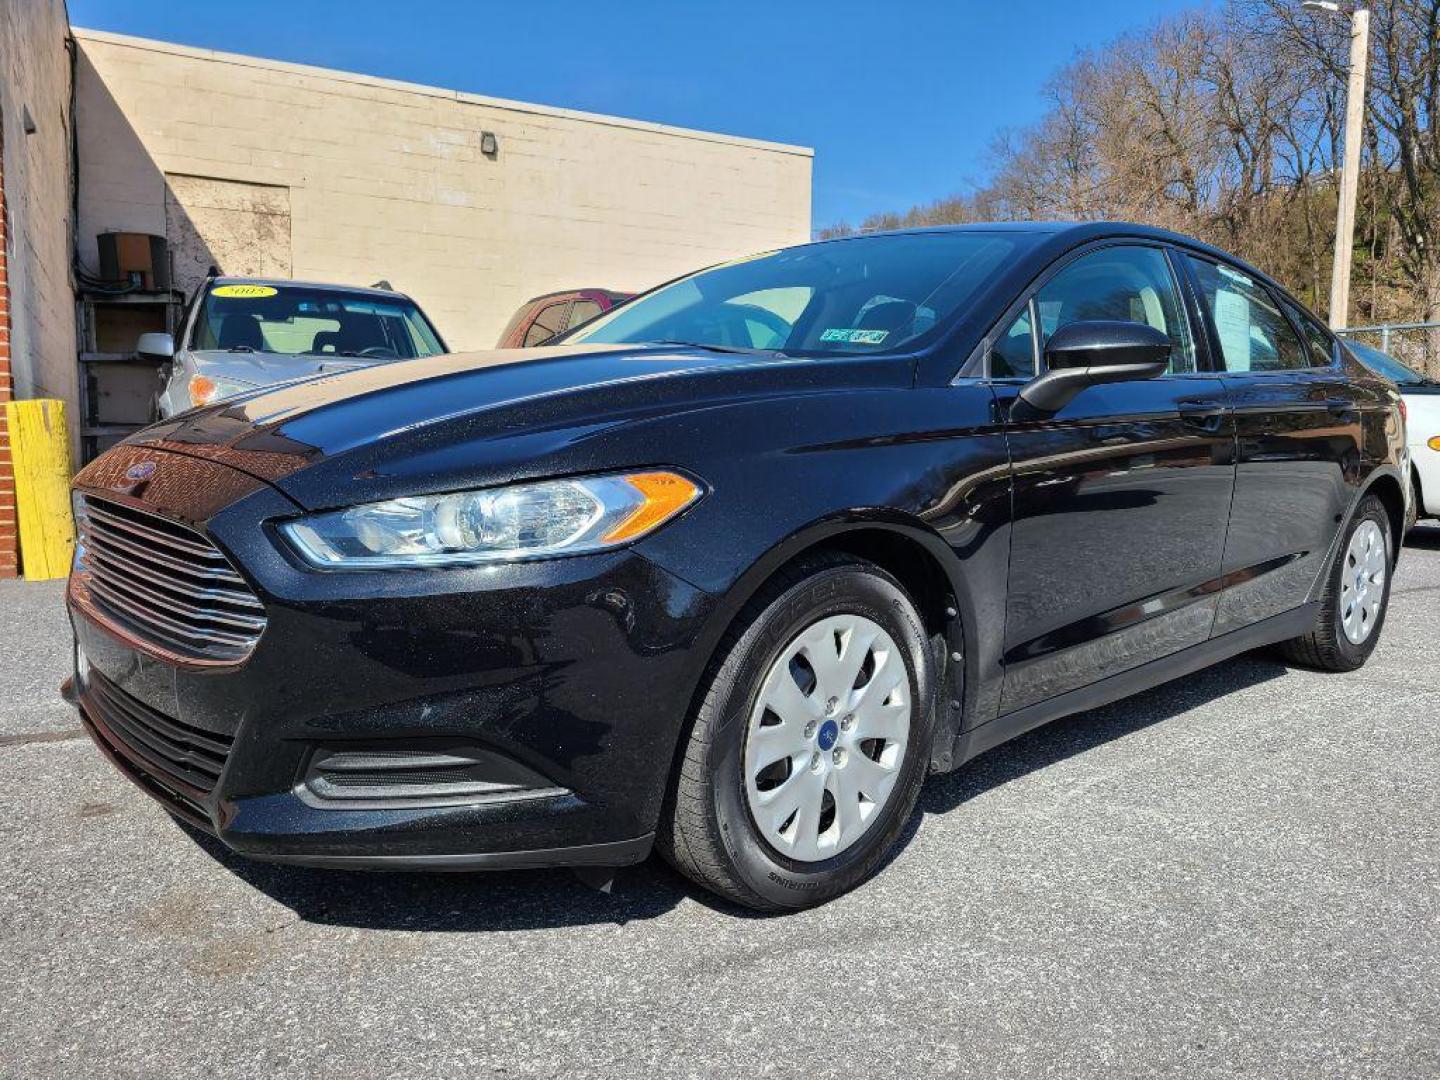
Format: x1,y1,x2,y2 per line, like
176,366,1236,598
212,284,278,299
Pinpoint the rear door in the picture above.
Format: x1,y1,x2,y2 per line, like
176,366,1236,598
1178,253,1358,633
992,242,1236,713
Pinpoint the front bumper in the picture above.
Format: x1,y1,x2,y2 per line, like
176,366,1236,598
66,446,716,870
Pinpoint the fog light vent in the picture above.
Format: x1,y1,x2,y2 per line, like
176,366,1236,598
303,743,564,809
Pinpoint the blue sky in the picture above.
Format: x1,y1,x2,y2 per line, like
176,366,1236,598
68,0,1210,230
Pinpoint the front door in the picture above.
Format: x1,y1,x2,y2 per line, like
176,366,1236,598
992,243,1237,713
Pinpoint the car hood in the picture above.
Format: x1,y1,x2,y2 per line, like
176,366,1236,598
189,350,380,386
127,344,910,509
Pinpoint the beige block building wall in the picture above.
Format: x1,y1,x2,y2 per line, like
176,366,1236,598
1,0,78,575
74,29,813,353
1,0,79,406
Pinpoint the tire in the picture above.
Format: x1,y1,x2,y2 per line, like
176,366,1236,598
659,553,938,911
1279,493,1393,672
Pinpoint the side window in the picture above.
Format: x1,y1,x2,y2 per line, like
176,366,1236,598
566,299,602,330
1033,246,1196,374
1185,257,1308,372
1284,300,1336,368
524,301,571,346
991,303,1036,379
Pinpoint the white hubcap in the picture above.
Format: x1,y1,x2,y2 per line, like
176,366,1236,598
1340,519,1387,645
743,614,911,863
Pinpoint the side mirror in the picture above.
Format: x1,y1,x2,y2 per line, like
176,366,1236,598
136,332,175,360
1013,320,1171,417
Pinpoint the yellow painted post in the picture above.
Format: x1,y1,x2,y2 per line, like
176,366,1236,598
5,399,75,580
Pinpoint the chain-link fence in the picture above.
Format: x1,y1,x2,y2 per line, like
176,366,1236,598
1337,323,1440,380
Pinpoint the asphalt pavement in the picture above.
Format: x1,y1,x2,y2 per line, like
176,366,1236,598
3,529,1438,1079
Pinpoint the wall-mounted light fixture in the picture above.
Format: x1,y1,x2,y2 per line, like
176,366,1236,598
480,131,499,158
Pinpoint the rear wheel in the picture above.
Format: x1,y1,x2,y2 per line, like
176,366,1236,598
1279,493,1392,671
659,554,937,911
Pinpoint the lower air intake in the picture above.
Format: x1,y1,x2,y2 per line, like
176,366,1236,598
302,743,565,809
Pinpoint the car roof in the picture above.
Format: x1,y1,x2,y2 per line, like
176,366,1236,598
805,221,1298,313
524,288,629,304
210,276,411,300
820,220,1225,255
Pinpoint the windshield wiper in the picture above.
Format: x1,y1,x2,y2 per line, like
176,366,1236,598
226,345,256,353
647,339,787,358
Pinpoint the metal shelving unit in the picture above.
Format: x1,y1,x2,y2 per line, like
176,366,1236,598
76,288,184,463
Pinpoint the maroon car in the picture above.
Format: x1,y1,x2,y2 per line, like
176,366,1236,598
496,288,631,348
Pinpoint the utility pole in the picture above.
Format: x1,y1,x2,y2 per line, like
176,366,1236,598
1306,1,1371,330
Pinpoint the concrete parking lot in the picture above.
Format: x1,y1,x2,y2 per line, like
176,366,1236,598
3,530,1438,1079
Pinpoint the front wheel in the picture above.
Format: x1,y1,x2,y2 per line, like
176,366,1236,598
1279,493,1393,671
659,554,937,911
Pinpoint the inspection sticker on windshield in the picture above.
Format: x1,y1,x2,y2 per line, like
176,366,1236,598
212,284,278,299
820,328,888,344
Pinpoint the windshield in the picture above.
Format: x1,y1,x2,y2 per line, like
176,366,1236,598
190,284,445,361
1346,339,1426,384
565,232,1030,356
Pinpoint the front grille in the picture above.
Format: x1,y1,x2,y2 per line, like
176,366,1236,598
76,495,266,663
81,669,234,823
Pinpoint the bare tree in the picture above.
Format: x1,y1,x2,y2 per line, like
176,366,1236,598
822,0,1440,370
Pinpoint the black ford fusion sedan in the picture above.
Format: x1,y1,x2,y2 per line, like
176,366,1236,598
65,223,1407,911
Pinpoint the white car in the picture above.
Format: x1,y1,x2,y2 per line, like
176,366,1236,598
1345,339,1439,526
136,277,448,418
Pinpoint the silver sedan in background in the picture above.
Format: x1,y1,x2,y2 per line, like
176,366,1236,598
138,277,447,418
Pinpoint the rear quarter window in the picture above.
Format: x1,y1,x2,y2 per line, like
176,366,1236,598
1284,300,1338,368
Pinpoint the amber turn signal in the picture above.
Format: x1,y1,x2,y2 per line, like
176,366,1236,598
602,472,702,543
189,374,218,406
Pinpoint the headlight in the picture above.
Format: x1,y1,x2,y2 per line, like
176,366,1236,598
1429,435,1440,452
278,471,702,569
190,373,255,407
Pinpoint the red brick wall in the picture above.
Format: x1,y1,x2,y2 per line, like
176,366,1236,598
0,128,17,579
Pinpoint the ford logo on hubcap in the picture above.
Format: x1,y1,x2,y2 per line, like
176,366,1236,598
816,719,839,751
